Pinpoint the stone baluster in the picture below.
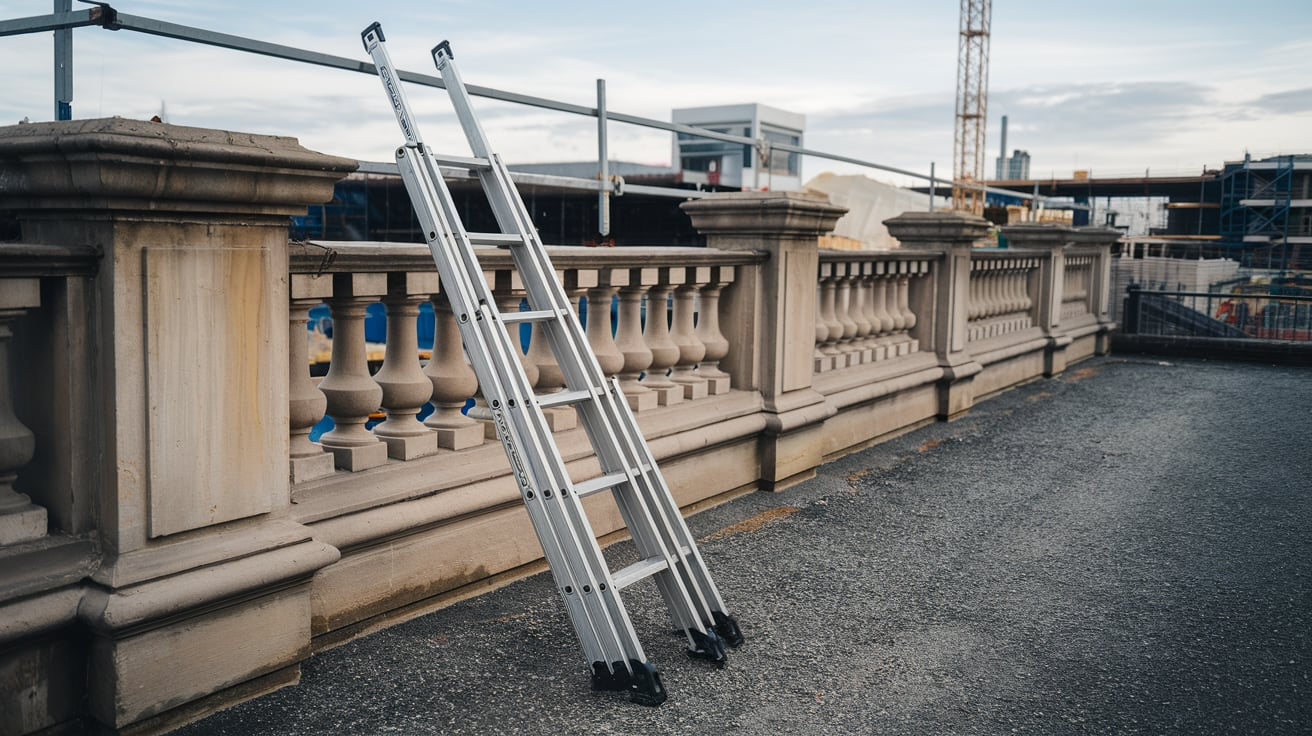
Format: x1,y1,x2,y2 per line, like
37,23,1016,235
963,267,975,323
871,267,897,361
496,279,540,389
586,275,625,386
0,280,46,544
373,272,440,460
615,269,658,411
288,275,335,485
319,274,389,471
423,293,484,450
886,269,907,333
833,263,860,367
817,264,844,367
640,269,683,406
1009,264,1022,314
696,265,734,394
813,280,831,373
895,269,919,355
848,263,875,364
669,267,710,400
525,275,576,431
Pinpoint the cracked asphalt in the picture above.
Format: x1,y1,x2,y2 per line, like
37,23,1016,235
177,356,1312,735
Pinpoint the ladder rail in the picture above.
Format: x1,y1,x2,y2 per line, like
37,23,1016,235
432,40,732,645
367,27,641,672
406,131,649,675
409,144,655,671
366,25,744,703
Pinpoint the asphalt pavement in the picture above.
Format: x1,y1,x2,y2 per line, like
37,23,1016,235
177,356,1312,735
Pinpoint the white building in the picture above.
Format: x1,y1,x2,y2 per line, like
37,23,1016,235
672,103,805,191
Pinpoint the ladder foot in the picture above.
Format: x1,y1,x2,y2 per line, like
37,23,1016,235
628,660,668,707
685,627,729,666
713,610,745,648
591,660,668,707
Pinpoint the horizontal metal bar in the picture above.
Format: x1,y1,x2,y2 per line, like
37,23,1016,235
0,8,100,36
9,8,1053,204
354,160,707,199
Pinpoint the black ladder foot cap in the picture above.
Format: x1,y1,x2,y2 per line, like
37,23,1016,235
628,660,667,707
591,660,667,706
686,627,729,666
713,610,744,648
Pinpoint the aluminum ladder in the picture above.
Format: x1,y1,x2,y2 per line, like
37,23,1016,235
361,22,742,706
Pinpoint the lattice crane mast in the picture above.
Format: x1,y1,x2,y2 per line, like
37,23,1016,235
953,0,992,215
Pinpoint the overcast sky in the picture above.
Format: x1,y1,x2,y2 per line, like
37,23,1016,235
2,0,1309,185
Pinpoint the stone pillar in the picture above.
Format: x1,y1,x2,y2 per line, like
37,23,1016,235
1069,226,1121,354
884,211,990,419
1003,223,1074,376
0,279,46,544
0,118,348,732
682,191,845,490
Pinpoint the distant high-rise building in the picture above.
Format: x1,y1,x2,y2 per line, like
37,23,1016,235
996,149,1031,180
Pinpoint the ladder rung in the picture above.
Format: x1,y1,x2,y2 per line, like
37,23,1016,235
502,309,556,325
573,471,626,498
538,388,593,409
611,556,669,590
429,152,492,170
467,232,524,247
572,464,652,498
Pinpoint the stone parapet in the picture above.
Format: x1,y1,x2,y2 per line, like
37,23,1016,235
684,191,846,489
0,118,353,734
885,211,990,418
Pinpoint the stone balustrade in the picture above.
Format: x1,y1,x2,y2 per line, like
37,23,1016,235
284,244,759,484
814,252,931,373
967,252,1039,342
1062,253,1095,322
0,120,1118,736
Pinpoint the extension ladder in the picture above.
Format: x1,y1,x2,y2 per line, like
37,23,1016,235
361,23,742,706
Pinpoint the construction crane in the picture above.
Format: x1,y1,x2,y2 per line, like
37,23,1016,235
953,0,992,215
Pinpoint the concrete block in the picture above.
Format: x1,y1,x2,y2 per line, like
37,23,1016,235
88,585,311,728
435,423,485,451
290,453,336,486
327,441,389,472
381,432,439,461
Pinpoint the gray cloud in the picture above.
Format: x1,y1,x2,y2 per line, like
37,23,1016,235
1250,87,1312,115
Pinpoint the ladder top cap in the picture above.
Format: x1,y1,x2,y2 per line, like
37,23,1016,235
432,40,454,60
361,21,384,51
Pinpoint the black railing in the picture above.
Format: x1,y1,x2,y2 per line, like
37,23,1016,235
1124,286,1312,342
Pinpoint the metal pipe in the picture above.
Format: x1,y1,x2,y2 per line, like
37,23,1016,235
53,0,72,120
596,78,609,237
929,162,936,212
3,7,1066,204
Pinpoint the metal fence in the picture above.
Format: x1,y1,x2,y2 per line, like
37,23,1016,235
1123,287,1312,342
2,0,1077,236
